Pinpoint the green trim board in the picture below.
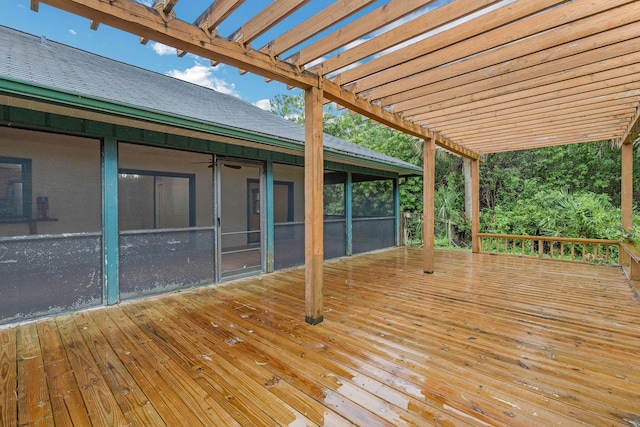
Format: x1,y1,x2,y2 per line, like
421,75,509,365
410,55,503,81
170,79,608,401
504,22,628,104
102,137,119,305
0,104,403,180
265,161,275,273
0,77,421,176
346,172,353,257
0,77,305,154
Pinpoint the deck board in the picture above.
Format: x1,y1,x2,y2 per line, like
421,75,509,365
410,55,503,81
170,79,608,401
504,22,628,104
0,326,17,427
37,320,91,427
2,248,640,426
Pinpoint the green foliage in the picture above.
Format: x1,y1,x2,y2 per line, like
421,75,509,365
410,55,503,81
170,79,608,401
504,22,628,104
270,92,305,124
485,189,625,240
353,179,394,217
270,92,638,245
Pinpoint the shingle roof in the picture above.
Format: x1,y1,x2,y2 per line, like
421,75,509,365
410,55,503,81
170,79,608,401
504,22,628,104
0,26,421,174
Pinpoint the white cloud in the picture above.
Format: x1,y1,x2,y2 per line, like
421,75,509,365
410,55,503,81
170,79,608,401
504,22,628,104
151,42,177,56
253,99,272,111
304,55,326,69
342,38,367,51
136,0,153,6
68,29,77,35
165,63,240,98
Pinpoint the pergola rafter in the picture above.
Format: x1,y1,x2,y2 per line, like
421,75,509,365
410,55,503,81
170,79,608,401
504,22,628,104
30,0,640,154
26,0,640,323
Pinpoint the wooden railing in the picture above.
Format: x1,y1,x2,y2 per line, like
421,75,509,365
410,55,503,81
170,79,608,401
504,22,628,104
478,233,620,265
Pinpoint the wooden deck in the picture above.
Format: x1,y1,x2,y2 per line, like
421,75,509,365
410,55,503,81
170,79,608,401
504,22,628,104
1,248,639,426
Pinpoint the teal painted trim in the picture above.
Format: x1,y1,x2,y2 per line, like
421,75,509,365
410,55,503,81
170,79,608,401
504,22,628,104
346,172,353,256
1,103,421,177
102,137,119,305
394,178,401,247
265,160,275,273
0,78,303,150
0,78,421,175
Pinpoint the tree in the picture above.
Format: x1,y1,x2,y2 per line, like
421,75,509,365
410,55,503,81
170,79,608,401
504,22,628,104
270,92,305,123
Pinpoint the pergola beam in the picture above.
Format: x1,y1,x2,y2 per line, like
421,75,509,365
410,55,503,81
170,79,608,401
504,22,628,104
36,0,477,160
39,0,316,88
434,100,639,133
366,25,640,104
411,79,640,123
310,0,500,77
229,0,309,44
467,132,622,154
622,106,640,145
420,93,639,129
391,43,640,114
260,0,376,58
288,0,436,67
403,63,640,119
450,115,632,141
458,123,626,147
341,0,574,90
349,0,640,96
322,80,478,159
194,0,245,34
154,0,178,15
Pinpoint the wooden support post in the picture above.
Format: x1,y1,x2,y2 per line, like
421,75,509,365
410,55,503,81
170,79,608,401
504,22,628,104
102,137,119,305
423,137,435,273
304,85,324,325
622,141,633,233
346,171,353,256
471,158,481,253
394,176,401,247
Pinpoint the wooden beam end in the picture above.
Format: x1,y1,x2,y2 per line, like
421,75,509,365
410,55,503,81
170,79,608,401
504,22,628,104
29,0,39,12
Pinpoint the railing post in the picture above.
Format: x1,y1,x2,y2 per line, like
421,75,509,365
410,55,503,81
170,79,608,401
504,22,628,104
538,240,543,258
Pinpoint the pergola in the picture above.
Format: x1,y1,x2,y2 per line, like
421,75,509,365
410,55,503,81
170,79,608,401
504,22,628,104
30,0,640,324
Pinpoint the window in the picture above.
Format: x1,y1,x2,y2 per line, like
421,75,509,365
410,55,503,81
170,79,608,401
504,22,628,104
0,157,31,221
118,169,195,231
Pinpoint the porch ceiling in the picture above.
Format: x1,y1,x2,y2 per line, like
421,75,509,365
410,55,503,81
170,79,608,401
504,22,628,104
32,0,640,157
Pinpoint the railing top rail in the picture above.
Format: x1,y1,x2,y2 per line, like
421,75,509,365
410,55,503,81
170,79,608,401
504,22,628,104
478,233,619,245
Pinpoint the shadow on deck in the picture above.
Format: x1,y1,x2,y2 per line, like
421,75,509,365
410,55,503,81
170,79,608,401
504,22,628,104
2,248,639,426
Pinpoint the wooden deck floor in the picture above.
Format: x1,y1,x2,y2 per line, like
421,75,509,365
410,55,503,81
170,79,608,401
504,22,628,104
1,248,639,426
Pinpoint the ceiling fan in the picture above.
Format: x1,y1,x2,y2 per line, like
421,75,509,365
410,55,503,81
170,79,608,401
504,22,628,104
188,160,241,169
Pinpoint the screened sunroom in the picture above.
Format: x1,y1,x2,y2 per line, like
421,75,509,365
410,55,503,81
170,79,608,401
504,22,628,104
0,26,420,325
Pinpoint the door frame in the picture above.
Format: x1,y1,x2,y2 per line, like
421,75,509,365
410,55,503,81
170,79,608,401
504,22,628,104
215,157,265,281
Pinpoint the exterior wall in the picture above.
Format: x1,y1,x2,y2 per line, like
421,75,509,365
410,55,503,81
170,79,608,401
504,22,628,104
0,106,400,325
0,127,101,236
119,142,214,228
0,127,103,324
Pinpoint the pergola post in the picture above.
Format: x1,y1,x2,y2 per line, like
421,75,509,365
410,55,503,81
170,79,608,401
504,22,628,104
423,137,435,273
622,141,633,233
304,85,324,325
471,158,481,253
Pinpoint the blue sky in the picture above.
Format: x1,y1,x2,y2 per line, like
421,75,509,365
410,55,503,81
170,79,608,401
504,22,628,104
1,0,317,110
1,0,496,111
